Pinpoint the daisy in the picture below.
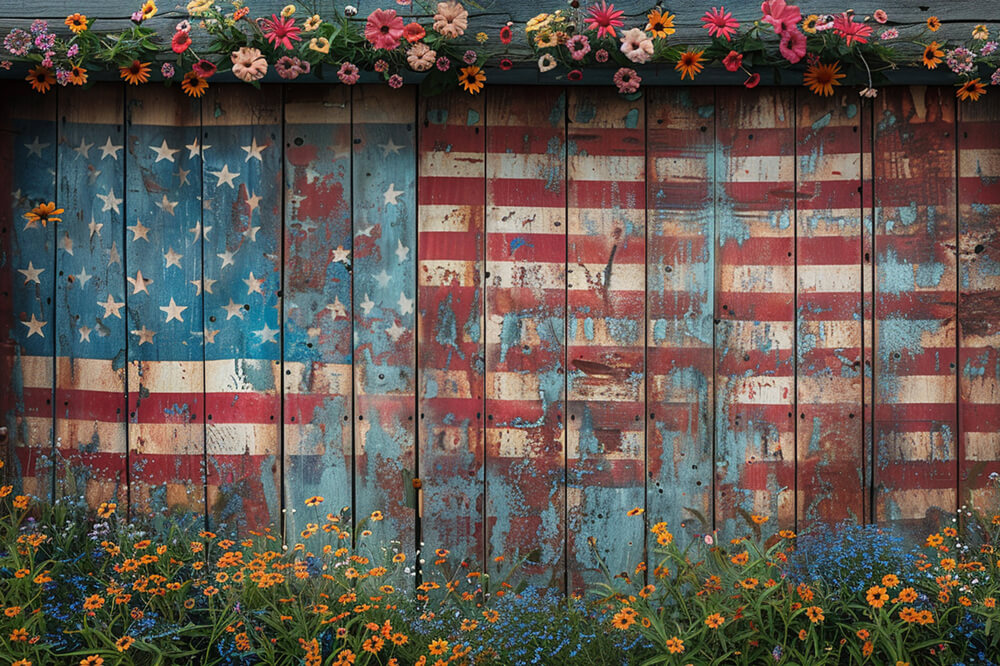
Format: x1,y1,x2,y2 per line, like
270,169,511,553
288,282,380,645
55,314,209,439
458,65,485,94
119,60,151,85
646,9,675,38
958,78,987,101
585,1,625,38
26,65,55,93
675,49,705,80
702,7,739,41
260,13,303,49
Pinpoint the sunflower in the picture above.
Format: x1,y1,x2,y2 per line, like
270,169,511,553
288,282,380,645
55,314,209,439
180,71,208,98
458,65,485,94
802,14,818,33
803,61,845,96
120,60,151,85
65,13,88,33
140,0,157,20
922,41,944,69
926,16,940,31
68,65,88,86
25,66,55,93
24,202,63,226
674,49,705,81
645,9,675,38
957,78,987,101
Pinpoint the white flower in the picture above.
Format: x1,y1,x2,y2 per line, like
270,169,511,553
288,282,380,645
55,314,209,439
538,53,557,72
345,5,357,16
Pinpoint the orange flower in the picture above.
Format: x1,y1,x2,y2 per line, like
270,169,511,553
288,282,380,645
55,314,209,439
862,640,874,657
665,636,684,654
897,587,918,603
83,594,105,610
428,639,449,655
798,628,808,640
675,50,705,81
705,612,725,629
926,16,940,31
922,42,944,69
305,496,324,506
68,66,89,86
24,202,63,227
803,61,845,96
458,65,486,94
115,636,135,652
80,658,104,666
805,606,824,623
120,60,152,85
957,79,987,102
26,66,55,93
940,558,956,570
866,585,889,609
750,514,769,524
611,609,635,630
65,13,88,33
730,551,749,566
881,574,900,588
181,71,209,98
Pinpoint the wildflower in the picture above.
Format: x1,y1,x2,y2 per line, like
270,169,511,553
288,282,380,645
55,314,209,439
433,1,468,38
703,7,739,41
79,658,103,666
611,609,635,629
983,41,999,55
874,9,888,23
333,650,355,666
83,594,105,610
940,558,957,570
779,29,807,63
779,529,796,539
4,28,32,55
300,14,320,32
428,639,449,655
862,640,874,657
881,574,900,588
26,66,55,93
231,47,267,82
115,636,135,652
833,12,872,45
761,0,802,34
803,61,844,96
5,606,21,617
705,612,725,629
802,14,819,33
181,71,209,97
646,9,675,38
566,34,591,60
922,42,944,69
731,551,749,565
24,202,62,226
798,628,808,640
856,629,870,640
458,66,485,94
120,60,151,85
927,16,940,31
881,28,898,39
805,606,824,623
675,50,705,80
613,67,640,93
10,628,28,641
585,1,625,38
65,13,87,33
538,54,557,72
866,584,889,608
958,79,988,101
365,9,404,50
740,577,759,589
666,636,684,653
620,29,653,64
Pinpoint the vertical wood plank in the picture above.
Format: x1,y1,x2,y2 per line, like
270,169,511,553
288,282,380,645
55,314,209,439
352,85,417,557
795,92,865,525
282,86,354,540
202,84,282,532
646,87,715,539
485,87,566,587
55,85,127,508
565,87,645,590
125,87,205,518
873,87,957,527
417,91,486,566
3,88,57,499
714,88,796,534
862,98,875,522
957,95,1000,512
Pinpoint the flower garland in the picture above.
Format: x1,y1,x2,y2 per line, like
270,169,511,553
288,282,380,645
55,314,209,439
4,0,1000,101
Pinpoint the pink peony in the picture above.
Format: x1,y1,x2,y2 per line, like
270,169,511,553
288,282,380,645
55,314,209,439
230,47,267,82
619,28,653,64
778,28,806,63
761,0,801,34
365,9,404,50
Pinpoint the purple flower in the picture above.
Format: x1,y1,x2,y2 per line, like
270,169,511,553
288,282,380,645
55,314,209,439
67,44,79,58
56,68,71,86
29,19,47,35
463,49,477,64
131,10,144,23
4,28,32,56
992,68,1000,86
34,33,55,51
982,41,999,56
946,47,975,74
161,62,175,78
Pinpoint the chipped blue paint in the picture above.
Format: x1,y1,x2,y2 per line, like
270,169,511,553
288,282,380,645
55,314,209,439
811,112,832,130
624,108,639,129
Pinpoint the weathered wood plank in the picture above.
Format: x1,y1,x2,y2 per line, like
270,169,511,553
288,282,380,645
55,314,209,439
54,84,127,509
124,86,205,518
2,87,56,499
873,86,957,527
352,85,417,558
714,87,796,534
565,87,645,591
795,91,865,526
417,91,486,568
282,86,354,542
861,97,875,522
957,95,1000,513
646,87,715,538
202,84,282,533
485,87,567,587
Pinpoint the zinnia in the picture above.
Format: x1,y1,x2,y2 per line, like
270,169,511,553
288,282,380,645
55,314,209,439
433,1,468,38
365,9,404,50
231,47,267,82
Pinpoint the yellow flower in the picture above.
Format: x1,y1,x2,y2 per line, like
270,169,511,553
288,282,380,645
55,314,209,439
305,496,324,506
665,637,684,654
627,507,644,516
866,584,889,608
750,514,769,524
281,4,296,17
187,0,213,13
140,1,157,20
65,13,88,33
705,612,725,629
303,14,321,31
309,37,330,54
802,14,818,33
13,495,29,509
645,9,675,38
428,639,449,655
476,31,488,42
525,13,551,33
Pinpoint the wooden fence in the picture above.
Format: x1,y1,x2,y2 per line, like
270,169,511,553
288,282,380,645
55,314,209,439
1,83,998,590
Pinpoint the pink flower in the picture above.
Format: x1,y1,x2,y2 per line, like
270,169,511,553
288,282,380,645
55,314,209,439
374,59,388,73
192,59,217,78
613,66,640,93
365,9,404,50
388,74,403,88
761,0,801,34
744,72,760,88
595,48,609,63
463,49,477,64
161,62,175,78
778,28,806,63
702,7,739,41
704,534,714,545
723,50,743,72
259,13,302,50
873,9,887,24
832,12,872,46
436,56,451,71
432,1,468,39
619,28,653,64
406,43,436,72
230,47,267,82
880,28,898,40
567,34,591,61
585,1,625,38
337,62,360,85
171,30,191,54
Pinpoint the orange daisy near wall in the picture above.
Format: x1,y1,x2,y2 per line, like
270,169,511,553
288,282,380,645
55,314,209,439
458,65,485,94
25,66,55,93
926,16,941,31
65,13,88,33
675,50,705,80
181,71,209,98
24,202,63,226
923,42,944,69
957,78,987,101
120,60,151,85
803,61,845,96
69,65,88,86
645,9,675,38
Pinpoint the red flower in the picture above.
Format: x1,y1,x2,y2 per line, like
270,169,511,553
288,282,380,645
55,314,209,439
259,14,302,49
702,7,739,41
568,69,583,81
723,50,743,72
499,57,513,70
192,59,217,78
744,72,761,88
365,9,404,50
403,22,425,43
585,1,625,38
500,25,512,45
171,30,191,54
761,0,801,34
832,12,872,46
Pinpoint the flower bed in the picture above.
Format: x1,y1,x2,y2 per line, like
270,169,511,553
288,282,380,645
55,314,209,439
2,1,999,99
1,474,999,664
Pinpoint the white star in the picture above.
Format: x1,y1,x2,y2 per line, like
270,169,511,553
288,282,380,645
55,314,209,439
397,291,413,315
395,239,410,263
326,297,348,320
59,233,74,255
185,139,209,159
108,241,121,266
217,249,237,269
127,219,151,242
386,321,406,342
358,225,375,237
155,194,178,215
76,267,92,289
203,328,219,344
332,245,351,263
209,164,239,189
21,313,46,338
78,326,92,342
383,183,403,205
254,323,279,344
379,138,404,155
97,188,122,213
97,294,125,319
243,272,264,295
88,216,103,239
242,225,261,242
18,261,44,285
131,326,157,345
375,270,391,288
175,165,190,186
73,138,94,160
150,139,180,163
159,297,188,323
98,136,122,160
87,167,103,185
189,222,212,240
246,192,262,213
222,299,245,320
164,247,183,269
24,136,49,158
360,293,375,316
127,269,153,294
241,137,267,162
190,278,216,295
